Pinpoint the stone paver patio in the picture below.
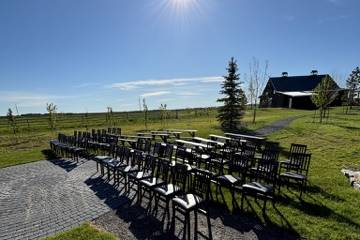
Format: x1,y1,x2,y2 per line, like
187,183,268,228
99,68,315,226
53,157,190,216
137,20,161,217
0,159,114,240
0,158,299,240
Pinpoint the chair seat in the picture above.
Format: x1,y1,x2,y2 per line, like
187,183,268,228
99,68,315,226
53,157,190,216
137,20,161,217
242,182,273,194
280,160,291,165
154,183,180,196
250,166,271,173
129,171,152,180
280,172,306,180
200,154,210,160
94,155,111,161
140,177,165,188
173,194,203,210
122,165,139,173
73,147,85,152
107,160,127,168
216,175,241,185
210,158,229,165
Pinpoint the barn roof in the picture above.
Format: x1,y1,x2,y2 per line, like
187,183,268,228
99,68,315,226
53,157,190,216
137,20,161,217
269,74,335,92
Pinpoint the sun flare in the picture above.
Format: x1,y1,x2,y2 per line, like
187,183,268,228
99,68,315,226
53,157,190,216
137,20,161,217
170,0,196,12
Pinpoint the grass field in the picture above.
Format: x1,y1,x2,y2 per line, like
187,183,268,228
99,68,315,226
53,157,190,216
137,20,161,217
43,223,116,240
1,106,359,239
263,107,360,239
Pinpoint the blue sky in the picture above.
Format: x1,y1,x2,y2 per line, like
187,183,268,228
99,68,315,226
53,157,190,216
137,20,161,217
0,0,359,115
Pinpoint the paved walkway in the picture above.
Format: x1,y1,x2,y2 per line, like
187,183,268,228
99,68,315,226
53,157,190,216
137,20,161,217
254,116,300,136
0,159,113,240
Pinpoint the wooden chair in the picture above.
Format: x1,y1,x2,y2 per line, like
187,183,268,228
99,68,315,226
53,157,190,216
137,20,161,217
153,163,188,227
139,157,171,210
281,143,308,167
119,150,144,192
279,152,311,199
215,146,255,208
128,154,156,202
172,168,213,240
241,158,279,214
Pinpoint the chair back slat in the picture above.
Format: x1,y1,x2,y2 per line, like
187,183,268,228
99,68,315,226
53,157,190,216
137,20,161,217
288,152,311,175
156,158,171,182
254,159,279,185
175,147,194,165
171,163,188,190
191,169,211,200
290,143,307,155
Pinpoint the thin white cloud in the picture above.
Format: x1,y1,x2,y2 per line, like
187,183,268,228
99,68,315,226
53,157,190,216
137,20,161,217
177,91,200,96
141,91,171,97
318,15,348,24
73,82,102,88
0,91,74,108
110,76,223,90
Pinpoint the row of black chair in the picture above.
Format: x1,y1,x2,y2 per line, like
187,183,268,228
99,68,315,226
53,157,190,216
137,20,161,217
94,145,212,239
50,131,311,213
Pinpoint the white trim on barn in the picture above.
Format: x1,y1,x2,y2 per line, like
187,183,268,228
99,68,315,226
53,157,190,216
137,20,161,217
276,91,314,97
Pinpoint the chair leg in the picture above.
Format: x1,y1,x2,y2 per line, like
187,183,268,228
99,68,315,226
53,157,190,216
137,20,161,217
241,193,245,211
206,207,213,240
187,212,191,240
107,166,111,181
194,209,198,240
137,182,141,203
183,212,188,240
231,187,235,210
172,204,176,234
263,199,267,215
113,169,116,184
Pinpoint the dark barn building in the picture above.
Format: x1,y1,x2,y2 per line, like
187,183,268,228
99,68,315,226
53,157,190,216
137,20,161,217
259,71,343,109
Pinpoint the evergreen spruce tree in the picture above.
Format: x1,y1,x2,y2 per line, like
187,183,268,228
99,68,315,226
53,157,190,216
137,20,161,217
217,57,247,130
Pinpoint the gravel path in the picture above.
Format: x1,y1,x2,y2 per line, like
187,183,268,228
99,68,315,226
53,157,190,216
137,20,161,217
253,116,300,136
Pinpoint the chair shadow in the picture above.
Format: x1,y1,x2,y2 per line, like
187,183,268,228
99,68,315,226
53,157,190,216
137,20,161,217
48,158,80,172
85,175,180,239
42,149,59,160
85,171,301,240
44,149,90,172
279,188,360,231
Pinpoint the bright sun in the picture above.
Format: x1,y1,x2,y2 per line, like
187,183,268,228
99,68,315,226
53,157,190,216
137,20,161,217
170,0,195,11
150,0,203,25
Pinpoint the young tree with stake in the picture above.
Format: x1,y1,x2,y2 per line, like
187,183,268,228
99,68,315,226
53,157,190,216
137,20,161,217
311,75,338,123
143,98,149,130
248,58,269,124
46,103,57,132
7,108,18,136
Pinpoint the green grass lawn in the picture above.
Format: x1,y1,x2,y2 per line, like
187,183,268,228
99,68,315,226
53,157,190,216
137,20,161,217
43,223,116,240
238,107,360,239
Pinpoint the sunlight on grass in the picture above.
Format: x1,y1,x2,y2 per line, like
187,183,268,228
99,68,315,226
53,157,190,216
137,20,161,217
44,223,116,240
